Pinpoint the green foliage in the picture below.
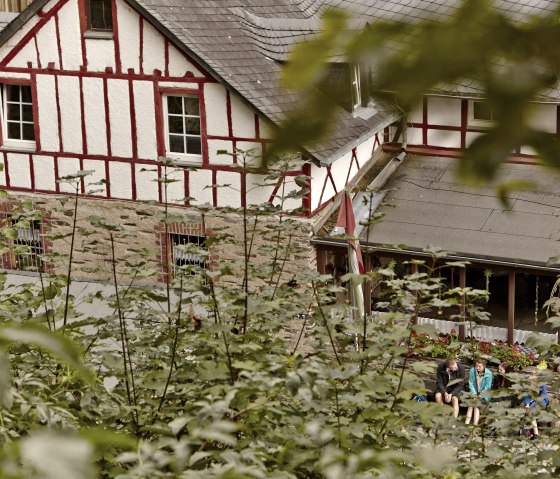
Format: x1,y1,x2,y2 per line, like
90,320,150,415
0,187,559,478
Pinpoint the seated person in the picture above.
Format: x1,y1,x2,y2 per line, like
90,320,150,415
521,364,549,440
465,358,493,425
434,358,465,419
492,361,516,406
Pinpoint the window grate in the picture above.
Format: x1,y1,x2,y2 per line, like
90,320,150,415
170,233,206,275
0,219,44,271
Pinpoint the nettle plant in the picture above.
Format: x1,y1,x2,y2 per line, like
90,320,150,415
0,156,558,479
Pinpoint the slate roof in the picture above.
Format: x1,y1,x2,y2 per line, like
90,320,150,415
362,154,560,269
130,0,396,164
1,1,559,162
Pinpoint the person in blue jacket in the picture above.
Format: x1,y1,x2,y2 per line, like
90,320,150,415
521,365,549,440
465,358,493,426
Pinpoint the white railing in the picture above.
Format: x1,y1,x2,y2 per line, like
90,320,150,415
416,316,557,344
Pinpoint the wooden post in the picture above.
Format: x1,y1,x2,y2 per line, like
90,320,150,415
316,246,327,274
508,271,515,345
364,253,372,316
459,267,466,341
411,262,418,325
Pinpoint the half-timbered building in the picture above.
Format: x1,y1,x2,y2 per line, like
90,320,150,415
312,0,560,345
0,0,398,279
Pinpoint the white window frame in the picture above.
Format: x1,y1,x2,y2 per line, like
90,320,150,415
1,83,36,150
163,94,203,166
469,100,494,127
351,64,362,111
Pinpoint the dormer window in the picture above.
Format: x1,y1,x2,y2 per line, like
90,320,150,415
351,65,362,111
322,63,365,113
86,0,113,32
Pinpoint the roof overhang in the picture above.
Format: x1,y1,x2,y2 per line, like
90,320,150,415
317,153,560,274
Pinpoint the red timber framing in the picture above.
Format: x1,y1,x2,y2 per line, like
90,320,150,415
315,243,560,346
310,132,382,217
0,0,313,214
383,96,559,164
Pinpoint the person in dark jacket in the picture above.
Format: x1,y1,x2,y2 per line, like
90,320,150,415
434,358,465,418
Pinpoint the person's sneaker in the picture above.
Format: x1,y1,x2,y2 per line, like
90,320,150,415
531,434,540,441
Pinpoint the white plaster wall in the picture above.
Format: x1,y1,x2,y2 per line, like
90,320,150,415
158,82,199,89
236,141,262,167
135,164,158,201
83,77,107,156
8,42,36,69
208,139,234,165
142,20,165,74
85,39,116,72
32,155,56,191
355,134,375,165
58,75,83,154
83,159,106,196
246,173,275,206
108,162,132,199
0,72,30,79
56,157,80,193
107,79,132,158
230,94,255,138
527,103,556,134
311,163,327,211
36,74,60,152
329,150,351,193
164,167,184,204
216,170,240,208
321,171,336,206
427,129,461,148
188,169,213,205
133,81,157,160
35,20,59,69
427,96,462,127
168,44,204,77
116,0,140,73
41,0,61,14
204,83,229,137
465,131,483,147
7,153,31,189
347,152,359,181
0,16,40,61
520,145,538,156
406,125,423,145
408,102,423,124
58,0,83,70
272,176,300,210
259,118,275,140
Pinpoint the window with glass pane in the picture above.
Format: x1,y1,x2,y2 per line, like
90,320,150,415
166,95,202,158
4,84,35,142
473,101,493,121
86,0,113,31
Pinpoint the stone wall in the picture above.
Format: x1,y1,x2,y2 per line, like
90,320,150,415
0,191,316,285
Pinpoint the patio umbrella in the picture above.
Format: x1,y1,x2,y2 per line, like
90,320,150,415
335,191,365,323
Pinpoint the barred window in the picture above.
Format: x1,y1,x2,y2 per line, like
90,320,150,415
170,233,206,275
0,219,44,271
